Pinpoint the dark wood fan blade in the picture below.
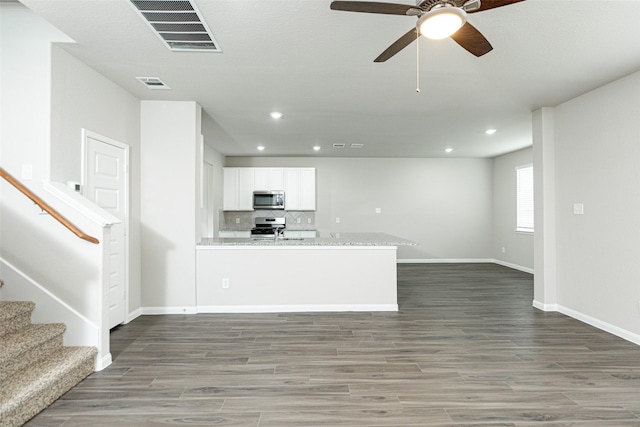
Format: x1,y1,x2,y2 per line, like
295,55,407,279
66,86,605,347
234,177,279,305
330,1,415,15
450,22,493,57
374,28,418,62
474,0,525,13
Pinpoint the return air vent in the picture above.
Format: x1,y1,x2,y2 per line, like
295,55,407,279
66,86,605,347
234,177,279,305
136,76,171,89
130,0,221,52
332,143,346,149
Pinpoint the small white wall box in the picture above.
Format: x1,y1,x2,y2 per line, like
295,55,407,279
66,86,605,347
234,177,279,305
67,181,81,192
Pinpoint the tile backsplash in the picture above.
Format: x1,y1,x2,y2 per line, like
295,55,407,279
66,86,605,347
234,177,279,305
220,210,315,231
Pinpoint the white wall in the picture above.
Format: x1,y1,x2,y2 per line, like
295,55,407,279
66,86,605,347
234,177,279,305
552,71,640,338
0,3,96,303
0,3,73,182
49,45,142,315
492,147,534,271
140,101,201,311
0,4,140,365
226,157,494,260
201,112,226,238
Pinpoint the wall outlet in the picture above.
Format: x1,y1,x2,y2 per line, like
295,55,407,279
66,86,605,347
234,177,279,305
235,217,240,224
297,218,301,224
573,203,584,215
222,278,229,289
375,207,381,214
307,218,312,224
501,247,506,253
336,217,341,224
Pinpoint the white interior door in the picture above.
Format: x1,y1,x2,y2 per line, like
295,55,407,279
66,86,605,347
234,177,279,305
83,131,128,329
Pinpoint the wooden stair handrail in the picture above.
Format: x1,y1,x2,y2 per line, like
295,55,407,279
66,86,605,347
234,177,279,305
0,167,99,244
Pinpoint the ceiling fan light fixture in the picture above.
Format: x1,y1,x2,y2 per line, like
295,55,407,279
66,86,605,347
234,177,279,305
417,7,467,40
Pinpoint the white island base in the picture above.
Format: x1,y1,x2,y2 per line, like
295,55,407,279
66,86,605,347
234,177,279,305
196,246,399,313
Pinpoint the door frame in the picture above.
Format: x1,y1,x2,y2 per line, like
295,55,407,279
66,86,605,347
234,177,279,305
81,128,130,324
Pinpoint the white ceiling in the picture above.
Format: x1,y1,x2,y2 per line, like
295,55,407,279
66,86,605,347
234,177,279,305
17,0,640,158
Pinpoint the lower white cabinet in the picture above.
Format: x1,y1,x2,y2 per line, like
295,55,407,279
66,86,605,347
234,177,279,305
283,230,316,239
218,230,251,238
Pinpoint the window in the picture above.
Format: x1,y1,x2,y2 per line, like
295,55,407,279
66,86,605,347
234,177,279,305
516,164,534,233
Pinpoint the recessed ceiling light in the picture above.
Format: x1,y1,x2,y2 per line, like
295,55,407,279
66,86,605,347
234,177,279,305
270,112,283,119
485,128,497,135
445,148,454,153
313,146,321,151
257,146,265,151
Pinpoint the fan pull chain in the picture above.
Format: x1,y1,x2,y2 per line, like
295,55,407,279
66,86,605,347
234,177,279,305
416,30,421,93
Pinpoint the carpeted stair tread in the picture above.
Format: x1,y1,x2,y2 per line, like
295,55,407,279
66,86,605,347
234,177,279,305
0,346,97,427
0,301,34,322
0,301,35,337
0,323,66,365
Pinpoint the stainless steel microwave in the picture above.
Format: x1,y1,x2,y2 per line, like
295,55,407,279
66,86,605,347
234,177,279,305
253,191,285,210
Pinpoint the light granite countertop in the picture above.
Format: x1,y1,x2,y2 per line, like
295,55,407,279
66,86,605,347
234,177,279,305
197,232,417,247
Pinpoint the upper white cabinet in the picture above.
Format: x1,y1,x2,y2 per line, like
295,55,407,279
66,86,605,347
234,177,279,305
223,168,254,210
223,167,315,211
284,168,316,211
253,168,284,191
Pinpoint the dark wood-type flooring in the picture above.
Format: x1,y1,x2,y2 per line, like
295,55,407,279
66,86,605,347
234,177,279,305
26,264,640,426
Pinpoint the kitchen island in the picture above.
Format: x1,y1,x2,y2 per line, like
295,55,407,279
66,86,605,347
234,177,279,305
196,232,416,313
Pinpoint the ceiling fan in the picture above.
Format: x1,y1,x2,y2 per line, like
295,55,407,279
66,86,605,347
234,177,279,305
330,0,525,62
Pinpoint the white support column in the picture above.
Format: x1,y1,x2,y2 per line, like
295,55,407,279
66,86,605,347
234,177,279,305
532,107,557,310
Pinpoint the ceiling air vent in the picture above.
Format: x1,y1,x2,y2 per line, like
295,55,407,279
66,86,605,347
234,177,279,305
350,143,365,149
130,0,221,52
333,143,346,149
136,76,171,90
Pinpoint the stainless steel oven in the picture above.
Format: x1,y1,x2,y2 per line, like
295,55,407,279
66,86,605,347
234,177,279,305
251,217,285,239
253,191,285,210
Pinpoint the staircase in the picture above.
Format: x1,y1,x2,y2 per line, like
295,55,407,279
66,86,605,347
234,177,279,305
0,301,97,426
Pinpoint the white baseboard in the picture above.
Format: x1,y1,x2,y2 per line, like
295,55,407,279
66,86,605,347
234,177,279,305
398,258,494,264
141,306,198,315
126,307,142,323
493,259,534,274
196,304,398,313
532,300,640,346
532,299,558,311
95,353,112,371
